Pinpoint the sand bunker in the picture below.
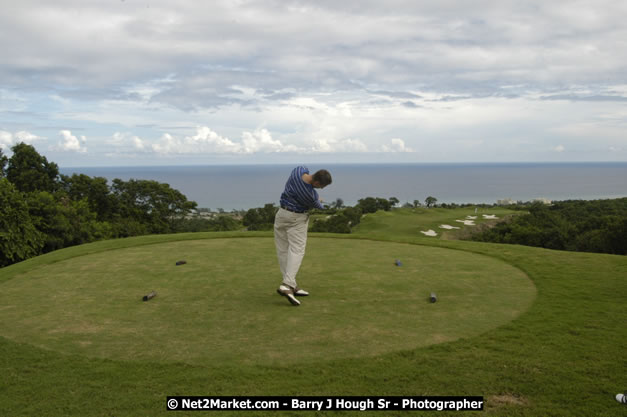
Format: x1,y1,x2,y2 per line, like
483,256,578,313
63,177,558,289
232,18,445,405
456,220,476,226
439,224,460,230
483,214,498,219
420,230,438,236
466,215,477,219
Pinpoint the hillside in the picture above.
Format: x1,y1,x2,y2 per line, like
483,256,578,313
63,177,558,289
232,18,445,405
0,209,625,416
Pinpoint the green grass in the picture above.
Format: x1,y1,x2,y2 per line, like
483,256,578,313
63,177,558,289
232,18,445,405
352,206,520,240
1,210,626,416
0,237,533,366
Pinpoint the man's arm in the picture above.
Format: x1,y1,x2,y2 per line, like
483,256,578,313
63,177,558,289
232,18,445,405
311,191,324,210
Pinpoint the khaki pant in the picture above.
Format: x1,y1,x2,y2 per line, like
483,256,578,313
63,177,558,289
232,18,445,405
274,208,309,289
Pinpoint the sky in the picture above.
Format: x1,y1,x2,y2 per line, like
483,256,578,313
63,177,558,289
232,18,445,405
1,0,626,167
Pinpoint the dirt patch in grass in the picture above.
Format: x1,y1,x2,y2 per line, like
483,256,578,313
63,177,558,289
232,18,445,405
488,393,529,408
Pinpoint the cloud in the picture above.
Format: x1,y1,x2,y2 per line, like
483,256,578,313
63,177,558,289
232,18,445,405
337,138,368,152
151,127,241,154
58,130,87,153
241,128,297,153
186,127,242,153
541,94,627,102
151,133,184,154
133,136,146,150
381,138,413,153
369,90,422,100
107,132,127,146
5,1,627,104
148,126,374,155
2,2,627,164
553,145,565,153
108,132,148,152
311,137,368,153
15,131,45,144
0,130,46,150
0,131,12,150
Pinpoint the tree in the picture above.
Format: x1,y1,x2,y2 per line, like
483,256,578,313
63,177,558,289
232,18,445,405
425,196,437,208
0,148,7,178
0,179,44,266
310,206,362,234
311,214,351,233
208,215,241,232
110,179,197,235
61,174,114,220
26,192,113,252
332,198,344,209
171,213,241,233
6,143,60,193
356,197,392,214
471,198,627,255
342,206,362,226
243,203,277,231
389,197,400,208
413,200,422,208
356,197,377,213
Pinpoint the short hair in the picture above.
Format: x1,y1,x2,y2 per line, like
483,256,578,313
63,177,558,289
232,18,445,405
312,169,332,187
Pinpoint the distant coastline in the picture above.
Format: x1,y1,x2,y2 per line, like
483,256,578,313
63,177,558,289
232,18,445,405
61,162,627,211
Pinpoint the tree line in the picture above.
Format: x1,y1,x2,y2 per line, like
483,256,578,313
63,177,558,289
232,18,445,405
471,199,627,255
0,144,387,266
2,143,431,267
239,198,396,233
1,144,200,267
241,195,445,233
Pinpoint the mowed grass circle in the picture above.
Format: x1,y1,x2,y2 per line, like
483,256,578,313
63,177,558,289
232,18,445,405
0,237,535,366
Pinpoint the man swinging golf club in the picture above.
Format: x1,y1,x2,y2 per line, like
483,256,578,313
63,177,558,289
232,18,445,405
275,166,332,306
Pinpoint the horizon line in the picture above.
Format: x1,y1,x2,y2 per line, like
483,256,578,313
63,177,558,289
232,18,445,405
58,160,627,169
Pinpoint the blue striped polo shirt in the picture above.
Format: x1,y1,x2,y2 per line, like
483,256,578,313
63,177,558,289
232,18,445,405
279,166,324,213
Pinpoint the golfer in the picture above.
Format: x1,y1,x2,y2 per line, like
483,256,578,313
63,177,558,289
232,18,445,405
275,166,332,306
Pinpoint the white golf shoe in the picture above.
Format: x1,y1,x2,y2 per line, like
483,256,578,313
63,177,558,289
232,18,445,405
294,287,309,296
277,285,300,306
617,393,626,405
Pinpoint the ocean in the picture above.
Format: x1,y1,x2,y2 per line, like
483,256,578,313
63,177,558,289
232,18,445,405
60,162,627,211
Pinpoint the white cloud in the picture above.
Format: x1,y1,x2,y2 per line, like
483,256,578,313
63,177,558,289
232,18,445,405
186,127,241,153
381,138,413,153
2,2,627,164
148,126,375,155
14,131,45,144
310,137,368,153
108,132,148,152
241,128,295,153
108,132,127,146
6,1,626,104
133,136,145,150
152,127,241,154
58,130,87,153
0,130,46,150
337,138,368,152
553,145,565,153
151,133,180,154
0,131,12,150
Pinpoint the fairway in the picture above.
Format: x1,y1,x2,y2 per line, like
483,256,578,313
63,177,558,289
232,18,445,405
0,237,535,366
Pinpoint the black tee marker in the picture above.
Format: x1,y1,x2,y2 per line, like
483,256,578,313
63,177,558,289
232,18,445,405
143,291,157,301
